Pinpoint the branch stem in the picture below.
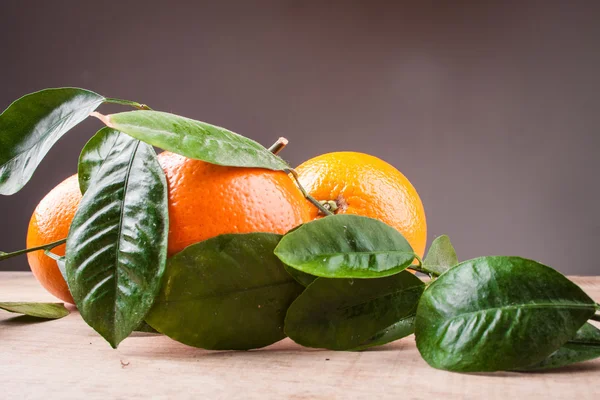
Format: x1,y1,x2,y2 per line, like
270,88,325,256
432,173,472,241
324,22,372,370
590,314,600,322
0,238,67,262
287,169,333,216
104,98,152,110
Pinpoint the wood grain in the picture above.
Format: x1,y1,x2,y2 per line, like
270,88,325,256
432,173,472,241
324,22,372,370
1,272,598,399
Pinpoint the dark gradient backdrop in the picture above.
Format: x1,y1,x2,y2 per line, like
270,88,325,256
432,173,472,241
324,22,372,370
1,1,599,274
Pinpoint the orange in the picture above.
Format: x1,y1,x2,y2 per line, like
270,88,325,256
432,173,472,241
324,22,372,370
295,152,427,258
27,174,81,304
157,151,312,255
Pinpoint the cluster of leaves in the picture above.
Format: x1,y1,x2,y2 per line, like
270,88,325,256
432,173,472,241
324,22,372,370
1,88,599,374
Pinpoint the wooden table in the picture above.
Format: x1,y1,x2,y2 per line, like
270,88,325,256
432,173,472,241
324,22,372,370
1,272,598,399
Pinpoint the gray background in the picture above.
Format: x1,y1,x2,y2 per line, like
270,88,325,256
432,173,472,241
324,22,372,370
1,1,598,274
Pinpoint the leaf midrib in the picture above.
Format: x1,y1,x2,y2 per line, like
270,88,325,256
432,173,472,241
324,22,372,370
116,116,281,164
285,250,416,259
111,139,141,335
440,302,596,325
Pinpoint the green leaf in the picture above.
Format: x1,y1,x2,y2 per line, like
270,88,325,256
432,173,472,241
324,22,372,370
44,249,67,281
0,302,69,319
65,133,169,348
146,233,303,350
283,265,316,287
274,215,416,278
518,323,600,371
134,321,160,334
100,110,289,170
0,88,104,195
351,316,416,351
285,271,424,350
415,256,596,372
78,127,122,194
422,235,458,276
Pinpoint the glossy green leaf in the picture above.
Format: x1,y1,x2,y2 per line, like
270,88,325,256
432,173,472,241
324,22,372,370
285,271,424,350
66,134,168,348
0,88,104,195
78,127,122,194
100,110,289,170
518,323,600,371
415,256,596,372
0,302,69,319
274,215,416,278
146,233,303,350
351,316,416,351
422,235,458,276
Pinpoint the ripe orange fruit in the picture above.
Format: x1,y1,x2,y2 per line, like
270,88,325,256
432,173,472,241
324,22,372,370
296,152,427,258
157,151,312,255
27,174,81,304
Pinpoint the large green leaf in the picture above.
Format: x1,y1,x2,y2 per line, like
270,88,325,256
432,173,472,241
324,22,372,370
421,235,458,276
285,271,424,350
146,233,303,350
99,110,289,170
274,215,416,278
0,302,69,319
66,134,168,348
0,88,104,195
283,265,316,287
518,323,600,371
78,127,122,194
415,256,596,372
351,317,416,351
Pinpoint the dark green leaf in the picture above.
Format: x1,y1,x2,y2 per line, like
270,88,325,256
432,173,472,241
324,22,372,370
284,265,316,287
0,302,69,319
78,127,122,194
0,88,104,195
415,256,596,372
422,235,458,276
351,316,416,351
518,323,600,371
274,215,416,278
44,249,67,281
100,110,289,170
134,321,160,334
285,271,424,350
146,233,303,350
66,134,169,348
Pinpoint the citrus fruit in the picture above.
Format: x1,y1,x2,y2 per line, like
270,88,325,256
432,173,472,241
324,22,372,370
295,152,427,257
26,174,81,304
157,151,312,255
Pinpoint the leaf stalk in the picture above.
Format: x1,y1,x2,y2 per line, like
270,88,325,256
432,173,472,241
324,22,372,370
0,238,67,262
287,169,334,216
104,98,152,110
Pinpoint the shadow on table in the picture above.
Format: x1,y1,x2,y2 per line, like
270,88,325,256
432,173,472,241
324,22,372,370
124,335,410,361
0,314,56,326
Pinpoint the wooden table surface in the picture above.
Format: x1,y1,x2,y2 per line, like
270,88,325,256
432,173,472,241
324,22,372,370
1,272,599,399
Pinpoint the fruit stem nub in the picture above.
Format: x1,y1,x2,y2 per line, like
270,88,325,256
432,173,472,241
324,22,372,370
267,137,288,155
